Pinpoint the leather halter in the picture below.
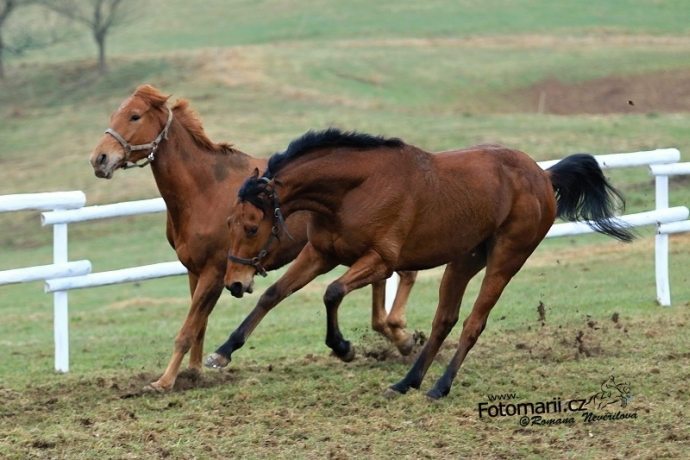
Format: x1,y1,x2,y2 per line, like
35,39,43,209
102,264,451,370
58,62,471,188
105,108,173,169
228,185,294,277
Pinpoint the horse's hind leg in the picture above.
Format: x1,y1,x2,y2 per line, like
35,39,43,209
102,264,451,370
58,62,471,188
144,268,223,393
370,270,417,356
386,250,486,398
425,239,542,400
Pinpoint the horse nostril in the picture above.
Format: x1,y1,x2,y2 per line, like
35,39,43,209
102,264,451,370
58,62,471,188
97,153,107,166
227,282,244,298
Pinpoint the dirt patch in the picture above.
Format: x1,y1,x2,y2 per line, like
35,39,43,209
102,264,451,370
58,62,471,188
119,369,240,398
518,68,690,114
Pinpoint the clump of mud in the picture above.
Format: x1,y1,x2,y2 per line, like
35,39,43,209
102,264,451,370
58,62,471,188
502,309,636,364
357,329,429,365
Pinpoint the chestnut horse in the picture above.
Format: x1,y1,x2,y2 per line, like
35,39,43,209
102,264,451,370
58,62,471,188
206,128,634,399
89,86,418,392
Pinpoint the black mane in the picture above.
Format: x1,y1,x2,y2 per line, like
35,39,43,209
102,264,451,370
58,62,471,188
263,128,404,180
237,176,273,214
238,128,404,207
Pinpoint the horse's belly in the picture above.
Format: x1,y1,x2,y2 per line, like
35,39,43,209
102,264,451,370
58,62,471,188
397,242,478,270
396,224,488,269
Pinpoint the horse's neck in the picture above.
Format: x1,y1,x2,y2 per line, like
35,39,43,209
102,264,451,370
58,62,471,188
278,157,372,218
149,121,254,214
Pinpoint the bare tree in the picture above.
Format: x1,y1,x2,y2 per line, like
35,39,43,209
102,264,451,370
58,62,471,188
0,0,71,80
0,0,32,80
45,0,127,75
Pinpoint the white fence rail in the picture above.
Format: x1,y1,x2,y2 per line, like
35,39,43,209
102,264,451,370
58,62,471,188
1,148,688,372
0,191,91,373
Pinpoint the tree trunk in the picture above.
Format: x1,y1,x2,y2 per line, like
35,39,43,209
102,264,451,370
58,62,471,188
0,0,14,81
0,35,5,80
96,31,106,75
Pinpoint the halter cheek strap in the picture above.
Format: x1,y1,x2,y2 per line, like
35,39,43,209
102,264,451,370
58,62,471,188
228,226,281,277
227,189,295,277
105,108,174,169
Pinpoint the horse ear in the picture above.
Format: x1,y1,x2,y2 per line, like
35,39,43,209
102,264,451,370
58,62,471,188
250,168,260,179
135,84,171,107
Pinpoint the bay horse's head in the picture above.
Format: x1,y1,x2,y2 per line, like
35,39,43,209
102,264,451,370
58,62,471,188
90,85,173,179
224,169,293,298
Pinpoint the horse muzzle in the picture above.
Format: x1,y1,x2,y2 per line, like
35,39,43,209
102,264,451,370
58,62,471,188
94,168,113,179
91,152,121,179
226,280,254,298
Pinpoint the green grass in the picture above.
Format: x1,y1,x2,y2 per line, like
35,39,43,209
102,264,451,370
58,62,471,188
2,0,690,458
15,0,690,64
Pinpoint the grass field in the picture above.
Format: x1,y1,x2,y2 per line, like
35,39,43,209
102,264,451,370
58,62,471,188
1,1,690,458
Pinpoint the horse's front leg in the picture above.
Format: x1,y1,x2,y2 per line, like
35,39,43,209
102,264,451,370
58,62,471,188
324,250,393,362
187,272,209,373
144,267,224,393
205,243,337,369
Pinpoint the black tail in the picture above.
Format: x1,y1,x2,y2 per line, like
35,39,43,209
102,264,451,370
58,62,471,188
547,153,635,243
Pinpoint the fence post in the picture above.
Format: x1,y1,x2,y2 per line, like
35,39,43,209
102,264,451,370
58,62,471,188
655,174,671,306
384,272,400,313
53,222,70,372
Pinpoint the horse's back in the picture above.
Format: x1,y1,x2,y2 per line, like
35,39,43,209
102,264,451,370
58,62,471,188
425,144,551,205
387,143,556,268
435,143,543,176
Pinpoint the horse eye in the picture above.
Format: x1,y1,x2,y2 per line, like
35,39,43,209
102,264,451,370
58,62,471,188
130,114,141,122
247,227,258,237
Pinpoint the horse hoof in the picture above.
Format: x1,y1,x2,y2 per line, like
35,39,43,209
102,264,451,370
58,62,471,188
340,344,356,363
397,335,416,356
425,388,444,400
383,388,402,399
142,381,170,394
204,353,230,369
332,341,356,362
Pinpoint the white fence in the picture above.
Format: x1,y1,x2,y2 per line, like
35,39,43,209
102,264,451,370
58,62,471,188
1,148,688,372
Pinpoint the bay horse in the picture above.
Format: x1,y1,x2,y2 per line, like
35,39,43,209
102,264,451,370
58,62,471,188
89,86,418,392
206,128,634,399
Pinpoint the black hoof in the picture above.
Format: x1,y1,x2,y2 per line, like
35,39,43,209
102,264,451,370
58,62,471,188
388,381,409,395
425,388,445,400
333,340,355,362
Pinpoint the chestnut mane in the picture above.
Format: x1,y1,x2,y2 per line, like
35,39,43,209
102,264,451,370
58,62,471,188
133,85,238,155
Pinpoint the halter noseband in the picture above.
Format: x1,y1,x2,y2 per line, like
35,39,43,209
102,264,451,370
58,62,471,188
228,184,294,277
105,108,174,169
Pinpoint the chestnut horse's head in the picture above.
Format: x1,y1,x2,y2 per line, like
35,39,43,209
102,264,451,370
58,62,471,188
90,85,172,179
224,169,294,298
